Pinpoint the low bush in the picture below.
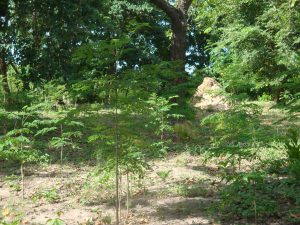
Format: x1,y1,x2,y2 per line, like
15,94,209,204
284,128,300,180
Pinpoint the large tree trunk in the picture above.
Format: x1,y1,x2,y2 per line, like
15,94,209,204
170,15,188,79
171,22,187,62
0,56,10,96
0,0,11,99
149,0,192,64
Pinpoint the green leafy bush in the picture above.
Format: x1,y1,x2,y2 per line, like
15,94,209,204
146,93,182,156
173,121,198,141
156,170,172,182
220,171,278,219
46,218,65,225
31,188,60,203
258,93,273,102
284,128,300,180
200,103,268,171
201,103,263,147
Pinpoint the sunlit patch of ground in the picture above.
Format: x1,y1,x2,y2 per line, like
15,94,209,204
0,153,222,225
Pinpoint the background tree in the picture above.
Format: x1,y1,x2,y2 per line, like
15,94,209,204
195,0,300,101
0,0,11,98
149,0,192,64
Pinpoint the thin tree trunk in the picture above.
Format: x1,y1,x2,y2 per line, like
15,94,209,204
119,174,122,222
115,88,120,225
60,124,63,165
21,163,25,200
126,172,130,223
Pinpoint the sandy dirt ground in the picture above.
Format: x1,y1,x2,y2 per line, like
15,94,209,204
0,153,223,225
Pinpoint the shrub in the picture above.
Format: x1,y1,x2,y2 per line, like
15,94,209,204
284,128,300,180
220,171,278,220
173,121,198,141
258,93,273,102
156,170,172,182
31,188,60,203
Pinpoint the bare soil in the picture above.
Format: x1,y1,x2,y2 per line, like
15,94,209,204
0,153,222,225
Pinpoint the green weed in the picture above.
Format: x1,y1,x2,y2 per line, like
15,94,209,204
156,170,172,182
31,188,60,203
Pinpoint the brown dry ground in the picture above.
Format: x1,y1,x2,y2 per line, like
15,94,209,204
0,153,223,225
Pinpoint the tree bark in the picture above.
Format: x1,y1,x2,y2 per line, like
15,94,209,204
0,55,10,96
0,0,11,97
149,0,192,63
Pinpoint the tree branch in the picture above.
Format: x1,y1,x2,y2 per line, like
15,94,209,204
149,0,180,22
177,0,193,13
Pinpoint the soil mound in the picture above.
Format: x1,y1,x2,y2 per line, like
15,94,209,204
193,77,229,111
